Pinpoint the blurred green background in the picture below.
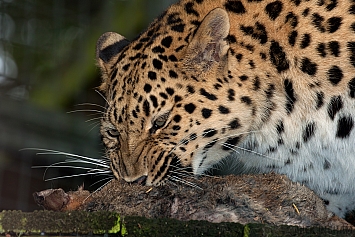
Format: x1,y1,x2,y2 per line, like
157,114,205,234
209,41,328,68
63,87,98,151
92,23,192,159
0,0,177,211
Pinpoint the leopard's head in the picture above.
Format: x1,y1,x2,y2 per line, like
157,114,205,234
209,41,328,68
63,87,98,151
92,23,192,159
96,8,254,185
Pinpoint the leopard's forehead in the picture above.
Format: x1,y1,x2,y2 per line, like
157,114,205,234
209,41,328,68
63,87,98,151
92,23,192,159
106,44,188,130
103,13,200,127
109,35,184,100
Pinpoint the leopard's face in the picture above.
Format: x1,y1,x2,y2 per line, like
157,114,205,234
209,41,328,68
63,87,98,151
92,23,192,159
98,22,254,185
96,6,262,185
100,55,197,185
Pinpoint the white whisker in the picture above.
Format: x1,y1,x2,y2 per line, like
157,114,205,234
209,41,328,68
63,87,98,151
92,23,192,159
169,164,193,172
86,121,102,134
75,103,106,110
22,148,109,165
32,158,109,180
233,145,275,160
89,176,114,187
95,89,109,105
22,148,112,185
38,156,109,167
168,175,202,190
84,178,113,201
221,143,240,153
197,172,218,178
85,117,103,123
44,171,111,181
32,165,108,171
67,109,105,114
169,170,194,179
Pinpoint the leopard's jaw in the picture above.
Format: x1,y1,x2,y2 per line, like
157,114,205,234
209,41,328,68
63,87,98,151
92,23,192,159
96,0,355,218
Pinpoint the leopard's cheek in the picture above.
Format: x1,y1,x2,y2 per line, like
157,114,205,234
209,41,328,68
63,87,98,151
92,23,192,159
145,150,173,185
151,145,198,185
107,148,122,179
109,156,121,180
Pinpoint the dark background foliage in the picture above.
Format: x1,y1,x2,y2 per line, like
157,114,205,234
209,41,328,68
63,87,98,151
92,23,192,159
0,0,176,211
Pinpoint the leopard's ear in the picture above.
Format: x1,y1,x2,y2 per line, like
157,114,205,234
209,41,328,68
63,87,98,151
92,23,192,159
96,32,130,91
183,8,230,74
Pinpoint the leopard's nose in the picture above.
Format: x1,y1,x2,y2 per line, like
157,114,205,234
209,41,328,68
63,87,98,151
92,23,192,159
131,175,147,185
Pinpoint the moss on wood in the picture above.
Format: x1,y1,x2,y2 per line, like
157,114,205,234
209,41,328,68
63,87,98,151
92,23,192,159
0,210,125,236
0,211,354,236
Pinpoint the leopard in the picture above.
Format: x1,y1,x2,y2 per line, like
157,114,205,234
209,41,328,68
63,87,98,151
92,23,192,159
95,0,355,218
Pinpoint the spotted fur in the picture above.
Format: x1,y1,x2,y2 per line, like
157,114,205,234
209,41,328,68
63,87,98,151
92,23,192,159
96,0,355,218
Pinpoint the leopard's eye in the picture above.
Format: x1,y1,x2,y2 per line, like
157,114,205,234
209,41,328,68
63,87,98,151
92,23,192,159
154,116,167,128
107,129,120,138
150,113,170,134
